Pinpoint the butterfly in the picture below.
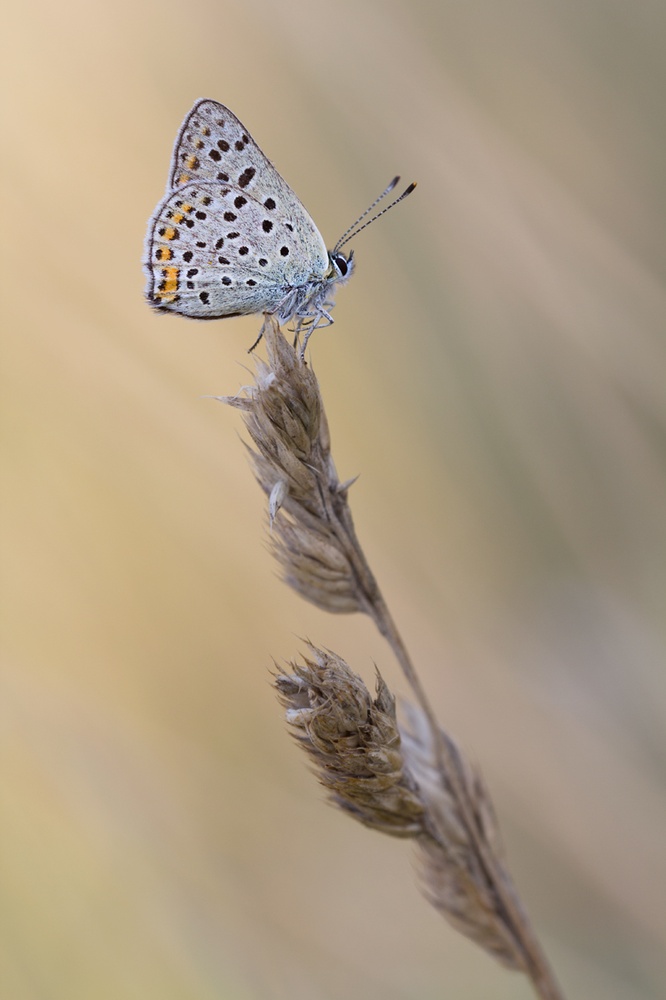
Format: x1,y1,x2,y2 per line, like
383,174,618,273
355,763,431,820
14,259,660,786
144,99,415,352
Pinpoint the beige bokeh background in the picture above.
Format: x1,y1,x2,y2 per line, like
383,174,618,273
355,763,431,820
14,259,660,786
3,2,666,998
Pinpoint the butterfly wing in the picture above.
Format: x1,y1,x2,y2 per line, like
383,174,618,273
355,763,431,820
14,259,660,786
145,100,329,319
168,100,287,193
145,180,329,318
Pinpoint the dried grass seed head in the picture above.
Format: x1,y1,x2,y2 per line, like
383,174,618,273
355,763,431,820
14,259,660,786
276,645,425,837
220,316,371,615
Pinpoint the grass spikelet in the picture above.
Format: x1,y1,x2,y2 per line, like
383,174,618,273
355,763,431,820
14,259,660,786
220,315,380,616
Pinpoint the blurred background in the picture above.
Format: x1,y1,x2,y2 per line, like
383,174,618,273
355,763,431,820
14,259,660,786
3,2,666,998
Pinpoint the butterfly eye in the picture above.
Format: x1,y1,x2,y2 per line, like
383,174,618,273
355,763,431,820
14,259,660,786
331,252,350,277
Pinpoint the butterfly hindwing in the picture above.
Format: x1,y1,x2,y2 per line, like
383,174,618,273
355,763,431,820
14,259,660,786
146,180,329,318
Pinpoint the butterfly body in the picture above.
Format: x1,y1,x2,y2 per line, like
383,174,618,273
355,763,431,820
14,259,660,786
144,100,353,330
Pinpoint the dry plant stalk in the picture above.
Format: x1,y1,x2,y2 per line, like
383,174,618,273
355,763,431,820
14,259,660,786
221,315,565,1000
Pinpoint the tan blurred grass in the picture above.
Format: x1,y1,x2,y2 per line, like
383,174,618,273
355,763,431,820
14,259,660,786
2,1,666,998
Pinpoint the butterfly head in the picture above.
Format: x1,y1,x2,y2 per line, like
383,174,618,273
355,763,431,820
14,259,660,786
328,249,355,284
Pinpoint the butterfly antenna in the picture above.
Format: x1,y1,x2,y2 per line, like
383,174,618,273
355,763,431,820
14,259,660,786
334,181,417,252
332,176,401,253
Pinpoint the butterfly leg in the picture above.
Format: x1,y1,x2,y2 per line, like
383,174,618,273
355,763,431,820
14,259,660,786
247,326,265,353
299,310,335,358
317,309,335,328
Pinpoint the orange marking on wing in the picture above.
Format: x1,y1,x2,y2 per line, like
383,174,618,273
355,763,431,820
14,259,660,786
156,247,173,261
162,266,179,296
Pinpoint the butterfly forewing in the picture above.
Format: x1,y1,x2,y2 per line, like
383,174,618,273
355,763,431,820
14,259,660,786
168,100,289,196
